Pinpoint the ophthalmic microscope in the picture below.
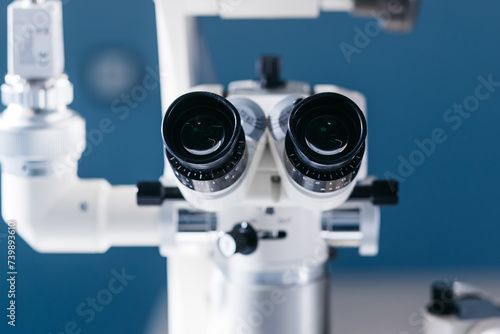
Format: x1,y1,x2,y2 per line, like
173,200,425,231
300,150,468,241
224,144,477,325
1,0,499,333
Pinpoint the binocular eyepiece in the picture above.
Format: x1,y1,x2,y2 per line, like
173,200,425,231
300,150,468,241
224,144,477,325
284,93,367,193
162,91,367,196
162,92,247,193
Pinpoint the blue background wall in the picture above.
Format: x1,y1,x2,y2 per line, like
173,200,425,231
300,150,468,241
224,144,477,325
1,0,500,333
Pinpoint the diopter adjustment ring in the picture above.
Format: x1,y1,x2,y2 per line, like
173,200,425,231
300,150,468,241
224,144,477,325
285,140,365,193
167,131,247,193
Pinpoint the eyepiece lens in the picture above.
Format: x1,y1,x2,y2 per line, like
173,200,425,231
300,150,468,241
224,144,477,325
304,115,349,156
180,115,226,156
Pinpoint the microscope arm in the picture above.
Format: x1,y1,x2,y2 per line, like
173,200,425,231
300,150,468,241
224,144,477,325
1,174,163,253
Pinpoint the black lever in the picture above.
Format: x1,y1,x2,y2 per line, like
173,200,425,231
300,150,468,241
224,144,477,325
137,180,399,206
349,180,399,205
136,181,184,206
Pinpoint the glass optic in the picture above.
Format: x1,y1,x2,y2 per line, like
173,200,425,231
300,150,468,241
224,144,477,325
304,115,349,156
180,115,226,156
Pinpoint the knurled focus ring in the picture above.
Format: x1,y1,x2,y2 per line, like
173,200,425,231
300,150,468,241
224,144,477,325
285,140,365,193
167,131,247,193
0,112,86,161
1,74,73,110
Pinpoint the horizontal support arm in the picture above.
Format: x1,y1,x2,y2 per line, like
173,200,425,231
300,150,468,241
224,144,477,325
1,173,165,253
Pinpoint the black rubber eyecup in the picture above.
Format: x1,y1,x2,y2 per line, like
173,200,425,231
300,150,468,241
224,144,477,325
287,92,367,171
162,92,243,172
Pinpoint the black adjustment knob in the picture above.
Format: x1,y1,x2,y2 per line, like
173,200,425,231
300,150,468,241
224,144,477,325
371,180,399,205
349,180,399,205
257,55,284,88
218,222,258,257
427,280,457,315
136,181,184,205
